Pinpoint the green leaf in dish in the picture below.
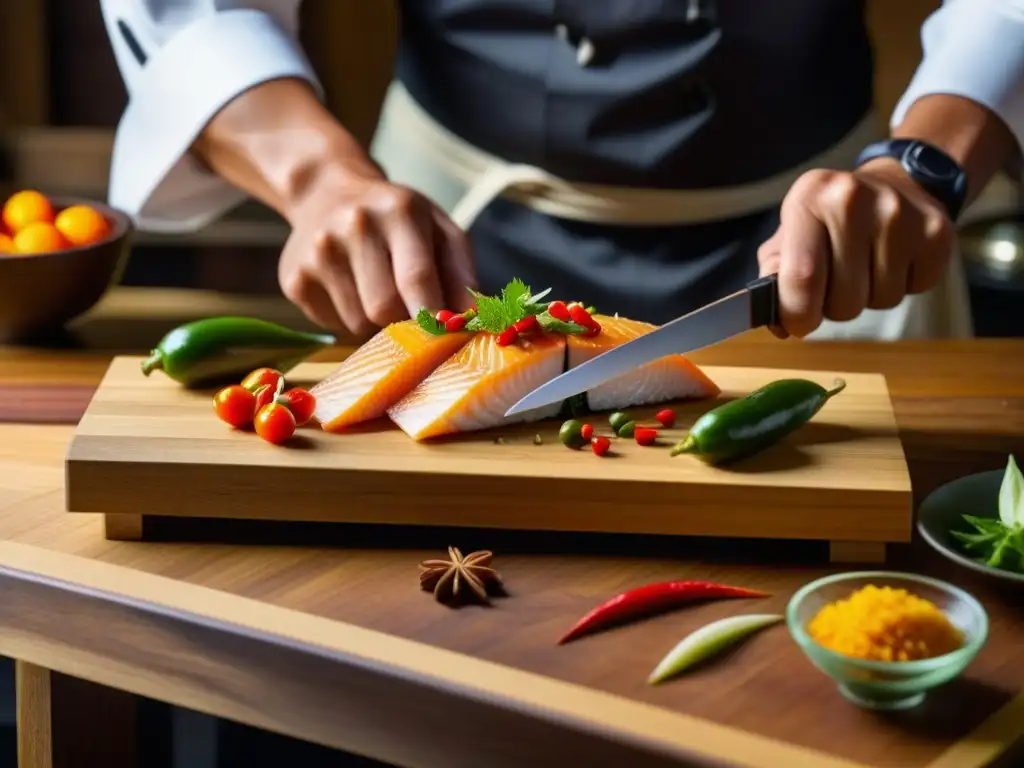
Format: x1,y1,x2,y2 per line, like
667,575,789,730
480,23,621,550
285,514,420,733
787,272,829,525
999,454,1024,529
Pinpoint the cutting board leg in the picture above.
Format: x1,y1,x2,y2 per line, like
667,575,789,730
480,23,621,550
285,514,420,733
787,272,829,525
829,541,886,564
104,514,143,541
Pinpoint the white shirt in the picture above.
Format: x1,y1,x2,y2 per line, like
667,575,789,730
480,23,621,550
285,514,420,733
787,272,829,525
99,0,1024,232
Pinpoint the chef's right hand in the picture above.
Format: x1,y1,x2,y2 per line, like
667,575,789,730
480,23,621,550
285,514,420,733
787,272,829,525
280,167,477,338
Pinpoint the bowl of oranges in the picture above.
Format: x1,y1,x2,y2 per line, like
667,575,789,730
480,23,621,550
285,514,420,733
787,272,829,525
0,189,133,342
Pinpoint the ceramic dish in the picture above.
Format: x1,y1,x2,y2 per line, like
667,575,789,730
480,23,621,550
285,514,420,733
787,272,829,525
787,571,988,711
917,470,1024,585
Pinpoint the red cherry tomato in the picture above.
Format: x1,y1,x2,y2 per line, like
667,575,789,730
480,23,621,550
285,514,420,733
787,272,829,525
591,436,611,456
435,309,455,324
655,408,676,428
213,385,257,429
283,388,317,425
242,367,284,393
444,314,467,333
254,402,296,445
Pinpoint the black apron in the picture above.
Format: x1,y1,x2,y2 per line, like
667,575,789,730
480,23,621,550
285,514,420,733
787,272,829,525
393,0,874,323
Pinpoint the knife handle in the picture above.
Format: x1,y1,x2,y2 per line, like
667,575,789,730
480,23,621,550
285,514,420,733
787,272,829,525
746,273,780,329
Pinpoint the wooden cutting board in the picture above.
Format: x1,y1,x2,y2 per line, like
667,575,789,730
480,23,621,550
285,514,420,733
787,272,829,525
65,357,912,561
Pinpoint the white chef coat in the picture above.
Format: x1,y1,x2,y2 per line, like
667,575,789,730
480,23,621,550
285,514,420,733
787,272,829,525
99,0,1024,233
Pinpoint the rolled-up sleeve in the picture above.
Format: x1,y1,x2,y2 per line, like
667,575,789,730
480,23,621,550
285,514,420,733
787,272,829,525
100,0,323,232
892,0,1024,177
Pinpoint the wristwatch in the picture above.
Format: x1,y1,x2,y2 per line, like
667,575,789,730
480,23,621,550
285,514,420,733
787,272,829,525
854,139,968,221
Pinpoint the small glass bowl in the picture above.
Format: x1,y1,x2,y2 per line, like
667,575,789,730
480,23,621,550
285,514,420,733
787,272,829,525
787,571,988,711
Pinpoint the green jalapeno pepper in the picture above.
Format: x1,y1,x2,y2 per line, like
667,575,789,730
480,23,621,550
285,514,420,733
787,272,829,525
670,378,846,465
141,316,335,388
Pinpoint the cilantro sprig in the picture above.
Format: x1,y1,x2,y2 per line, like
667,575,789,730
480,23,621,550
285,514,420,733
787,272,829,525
415,308,447,336
951,455,1024,574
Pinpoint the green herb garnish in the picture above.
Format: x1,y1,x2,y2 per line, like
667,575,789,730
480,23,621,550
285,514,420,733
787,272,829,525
415,308,447,336
951,455,1024,573
417,280,592,336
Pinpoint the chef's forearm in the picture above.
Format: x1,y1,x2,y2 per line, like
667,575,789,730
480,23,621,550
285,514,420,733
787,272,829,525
191,77,381,218
889,93,1018,206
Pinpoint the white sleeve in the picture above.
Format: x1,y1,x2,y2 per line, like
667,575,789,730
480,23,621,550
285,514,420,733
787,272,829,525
100,0,323,232
892,0,1024,179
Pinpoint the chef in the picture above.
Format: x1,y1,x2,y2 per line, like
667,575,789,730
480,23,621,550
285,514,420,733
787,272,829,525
99,1,1023,342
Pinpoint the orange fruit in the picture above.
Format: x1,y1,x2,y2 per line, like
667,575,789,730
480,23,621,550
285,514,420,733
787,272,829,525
13,222,68,254
0,234,14,254
2,190,55,233
55,204,111,246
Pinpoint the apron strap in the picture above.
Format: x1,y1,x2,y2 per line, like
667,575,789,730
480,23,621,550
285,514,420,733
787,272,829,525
381,79,882,229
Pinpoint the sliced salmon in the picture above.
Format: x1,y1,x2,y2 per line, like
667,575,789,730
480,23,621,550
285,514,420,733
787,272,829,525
567,314,720,412
388,332,566,441
311,320,471,431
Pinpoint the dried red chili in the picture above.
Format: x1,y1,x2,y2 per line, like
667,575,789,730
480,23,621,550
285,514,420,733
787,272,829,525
557,580,769,644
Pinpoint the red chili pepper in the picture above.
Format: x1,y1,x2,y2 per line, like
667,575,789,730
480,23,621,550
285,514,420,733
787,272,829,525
591,435,611,456
568,304,601,336
634,427,658,446
435,309,455,324
513,314,538,334
580,423,594,441
547,301,570,322
557,580,769,644
496,327,519,346
655,408,676,428
445,314,467,333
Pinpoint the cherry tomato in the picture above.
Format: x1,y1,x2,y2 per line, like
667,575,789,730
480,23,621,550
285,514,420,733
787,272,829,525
580,423,594,441
242,367,284,393
282,388,317,425
444,314,467,333
655,408,676,428
213,385,257,429
254,402,296,445
435,309,455,324
591,436,611,456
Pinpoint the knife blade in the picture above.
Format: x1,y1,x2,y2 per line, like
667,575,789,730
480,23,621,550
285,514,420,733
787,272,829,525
504,273,779,417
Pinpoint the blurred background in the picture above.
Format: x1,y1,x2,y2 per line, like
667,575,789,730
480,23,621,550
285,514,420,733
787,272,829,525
0,0,1021,325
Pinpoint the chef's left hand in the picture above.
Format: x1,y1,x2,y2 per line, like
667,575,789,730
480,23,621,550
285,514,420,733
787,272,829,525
757,158,956,338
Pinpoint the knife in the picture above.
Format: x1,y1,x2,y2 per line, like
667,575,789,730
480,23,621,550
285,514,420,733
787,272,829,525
504,273,779,417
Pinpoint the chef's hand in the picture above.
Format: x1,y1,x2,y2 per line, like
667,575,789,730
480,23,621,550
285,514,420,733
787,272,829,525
281,166,477,337
757,158,955,338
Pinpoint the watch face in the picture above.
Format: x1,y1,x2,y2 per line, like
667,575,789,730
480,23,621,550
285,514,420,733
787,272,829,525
904,142,960,182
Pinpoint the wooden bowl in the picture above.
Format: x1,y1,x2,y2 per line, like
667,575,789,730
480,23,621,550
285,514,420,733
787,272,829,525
0,197,133,343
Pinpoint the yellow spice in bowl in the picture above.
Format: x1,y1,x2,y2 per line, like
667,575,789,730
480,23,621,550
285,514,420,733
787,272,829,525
807,585,964,662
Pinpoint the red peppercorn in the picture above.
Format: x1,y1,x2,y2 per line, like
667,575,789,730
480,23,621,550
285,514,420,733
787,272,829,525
580,423,594,441
513,314,538,334
634,427,658,446
547,301,570,322
435,309,455,324
444,314,467,333
655,408,676,428
591,435,611,456
496,327,519,346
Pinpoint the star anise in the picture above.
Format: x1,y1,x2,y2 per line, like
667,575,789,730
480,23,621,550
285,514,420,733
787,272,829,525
418,547,503,605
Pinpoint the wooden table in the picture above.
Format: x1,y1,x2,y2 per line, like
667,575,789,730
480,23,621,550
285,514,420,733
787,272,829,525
2,288,1024,768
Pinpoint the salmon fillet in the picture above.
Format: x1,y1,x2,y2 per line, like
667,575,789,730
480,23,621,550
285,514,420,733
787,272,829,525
567,314,719,412
311,320,471,431
388,332,566,441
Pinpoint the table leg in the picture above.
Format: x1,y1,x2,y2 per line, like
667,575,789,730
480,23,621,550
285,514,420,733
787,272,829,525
16,661,51,768
15,661,140,768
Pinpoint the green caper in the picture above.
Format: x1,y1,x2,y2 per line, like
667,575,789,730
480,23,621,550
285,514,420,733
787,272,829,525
559,419,587,449
608,411,631,431
616,420,637,438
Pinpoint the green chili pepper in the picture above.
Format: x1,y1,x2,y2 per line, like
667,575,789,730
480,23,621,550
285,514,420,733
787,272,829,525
616,420,637,438
648,613,783,685
141,316,335,388
608,411,632,432
670,378,846,465
559,419,587,449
